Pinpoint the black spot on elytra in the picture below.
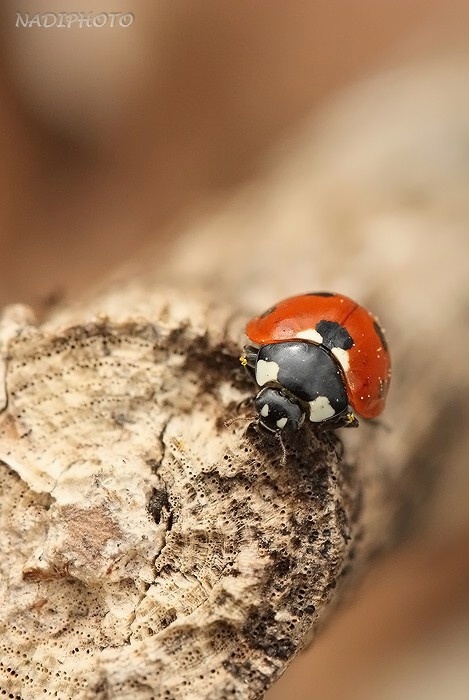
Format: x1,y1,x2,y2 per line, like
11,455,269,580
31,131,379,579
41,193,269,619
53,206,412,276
373,320,389,351
259,304,278,318
315,320,354,351
306,291,335,297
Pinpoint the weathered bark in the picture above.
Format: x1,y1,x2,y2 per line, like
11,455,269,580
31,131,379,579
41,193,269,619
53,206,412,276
0,291,363,700
1,56,469,700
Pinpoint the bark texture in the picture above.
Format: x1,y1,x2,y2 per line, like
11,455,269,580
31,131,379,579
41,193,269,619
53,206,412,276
0,291,364,700
1,56,469,699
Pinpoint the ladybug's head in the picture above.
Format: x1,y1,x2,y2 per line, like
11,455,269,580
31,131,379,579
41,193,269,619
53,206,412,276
254,387,305,434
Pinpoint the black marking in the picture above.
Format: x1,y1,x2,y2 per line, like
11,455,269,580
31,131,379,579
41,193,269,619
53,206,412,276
306,291,335,297
315,320,354,351
373,320,388,351
259,304,277,318
256,341,348,413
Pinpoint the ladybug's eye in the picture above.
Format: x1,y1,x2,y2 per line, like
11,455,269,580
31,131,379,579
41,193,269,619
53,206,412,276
254,388,304,433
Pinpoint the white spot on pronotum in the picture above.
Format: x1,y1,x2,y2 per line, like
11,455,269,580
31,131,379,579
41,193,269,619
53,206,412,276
256,359,280,386
276,417,288,429
260,403,269,417
296,328,323,344
309,396,335,422
331,347,350,372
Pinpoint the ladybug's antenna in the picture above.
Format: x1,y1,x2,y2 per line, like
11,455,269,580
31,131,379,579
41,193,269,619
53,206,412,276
224,415,254,428
275,432,287,466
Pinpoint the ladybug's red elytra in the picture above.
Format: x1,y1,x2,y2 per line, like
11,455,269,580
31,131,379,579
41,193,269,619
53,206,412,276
240,291,391,435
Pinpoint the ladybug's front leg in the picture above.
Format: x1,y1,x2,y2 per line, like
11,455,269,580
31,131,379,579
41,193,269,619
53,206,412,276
240,345,258,369
240,345,258,382
224,346,258,423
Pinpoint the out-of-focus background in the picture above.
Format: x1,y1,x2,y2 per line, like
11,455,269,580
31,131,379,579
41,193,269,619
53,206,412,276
2,0,468,309
2,1,469,697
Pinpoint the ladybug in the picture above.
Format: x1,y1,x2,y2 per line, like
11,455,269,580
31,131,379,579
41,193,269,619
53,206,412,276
240,291,391,435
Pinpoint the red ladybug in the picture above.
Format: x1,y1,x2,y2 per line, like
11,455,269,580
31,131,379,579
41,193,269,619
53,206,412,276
241,292,391,434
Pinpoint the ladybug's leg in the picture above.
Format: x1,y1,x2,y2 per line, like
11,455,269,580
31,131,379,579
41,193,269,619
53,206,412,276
236,395,255,412
324,407,359,429
342,409,359,428
240,345,258,369
240,345,258,383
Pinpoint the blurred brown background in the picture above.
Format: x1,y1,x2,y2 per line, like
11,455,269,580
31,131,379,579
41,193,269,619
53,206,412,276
1,1,469,698
2,0,467,308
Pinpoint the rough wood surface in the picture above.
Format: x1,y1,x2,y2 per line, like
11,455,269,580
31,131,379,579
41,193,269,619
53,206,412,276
1,56,469,700
0,290,364,700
